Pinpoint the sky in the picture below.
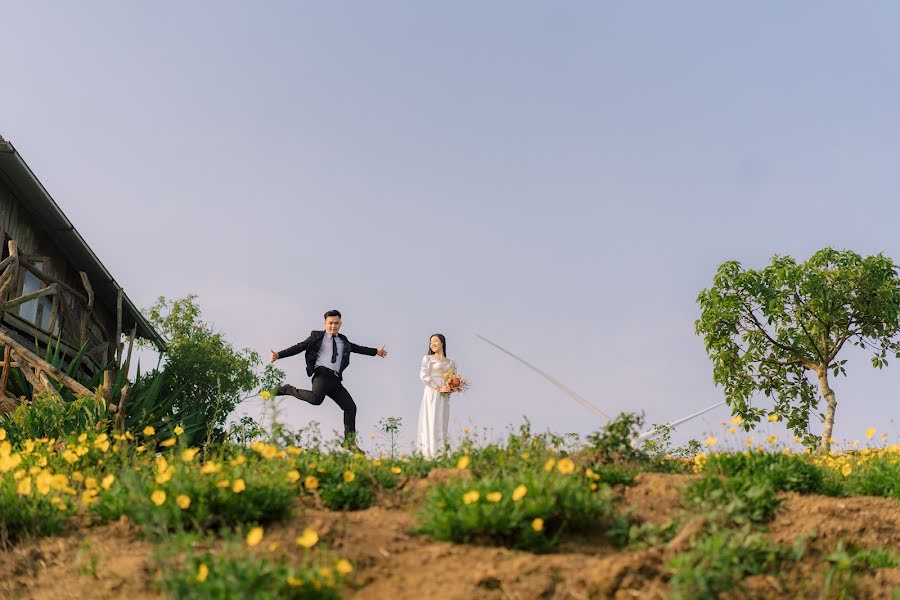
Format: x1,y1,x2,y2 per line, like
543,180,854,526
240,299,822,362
2,2,899,452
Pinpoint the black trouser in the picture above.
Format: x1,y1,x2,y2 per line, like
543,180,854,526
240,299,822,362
280,368,357,440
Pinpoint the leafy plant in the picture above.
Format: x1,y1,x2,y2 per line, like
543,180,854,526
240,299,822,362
586,412,648,463
419,469,616,553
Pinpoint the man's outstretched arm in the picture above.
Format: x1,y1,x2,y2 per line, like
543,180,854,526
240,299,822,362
271,336,313,363
350,343,388,358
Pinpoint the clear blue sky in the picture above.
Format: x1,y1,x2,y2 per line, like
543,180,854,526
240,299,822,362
3,2,898,450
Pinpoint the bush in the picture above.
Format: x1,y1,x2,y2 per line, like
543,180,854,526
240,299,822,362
840,453,900,499
155,539,345,600
0,393,108,444
419,467,616,553
685,475,781,527
0,477,67,547
318,473,377,511
669,529,791,600
586,412,648,464
92,447,296,536
704,450,825,494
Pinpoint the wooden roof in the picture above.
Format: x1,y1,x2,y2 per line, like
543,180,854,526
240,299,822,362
0,136,165,350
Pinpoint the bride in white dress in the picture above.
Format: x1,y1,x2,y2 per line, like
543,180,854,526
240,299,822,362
417,334,455,459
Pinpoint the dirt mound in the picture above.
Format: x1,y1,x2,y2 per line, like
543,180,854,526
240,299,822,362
618,472,696,526
0,518,157,600
0,474,897,599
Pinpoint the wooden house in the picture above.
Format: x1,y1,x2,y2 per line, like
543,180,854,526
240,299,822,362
0,135,164,407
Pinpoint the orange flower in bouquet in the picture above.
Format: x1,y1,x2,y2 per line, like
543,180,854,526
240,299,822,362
442,370,470,394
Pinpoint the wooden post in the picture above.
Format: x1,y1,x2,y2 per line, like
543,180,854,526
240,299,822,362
116,384,130,429
114,287,123,373
123,325,136,381
102,369,112,405
0,346,10,399
79,271,94,348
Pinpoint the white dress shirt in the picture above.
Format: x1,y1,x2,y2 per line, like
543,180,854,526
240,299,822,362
315,333,344,371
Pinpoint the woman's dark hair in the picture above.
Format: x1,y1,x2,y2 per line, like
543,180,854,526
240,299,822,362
428,333,447,356
324,309,342,319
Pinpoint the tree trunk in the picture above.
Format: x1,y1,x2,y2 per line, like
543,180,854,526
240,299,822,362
816,368,837,454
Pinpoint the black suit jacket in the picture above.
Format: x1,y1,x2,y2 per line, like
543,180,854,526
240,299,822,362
277,331,377,378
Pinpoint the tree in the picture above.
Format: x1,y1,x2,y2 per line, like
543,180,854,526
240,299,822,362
145,295,283,444
695,248,900,453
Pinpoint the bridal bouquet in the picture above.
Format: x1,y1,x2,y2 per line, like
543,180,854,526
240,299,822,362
443,370,470,394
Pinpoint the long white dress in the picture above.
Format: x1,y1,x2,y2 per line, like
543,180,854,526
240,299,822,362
417,355,456,459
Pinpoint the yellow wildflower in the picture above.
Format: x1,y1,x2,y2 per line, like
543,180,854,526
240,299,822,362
151,490,166,506
174,425,185,435
462,490,480,505
705,436,717,447
287,576,302,587
200,462,221,475
543,458,556,472
196,563,209,582
160,437,177,448
260,390,271,400
296,528,319,548
176,495,191,509
865,427,876,439
336,559,353,575
390,466,402,474
85,477,98,489
136,445,146,453
230,455,246,466
456,455,470,470
143,426,155,436
232,479,246,493
246,526,264,547
217,479,231,488
767,413,780,422
556,457,575,474
531,518,544,532
304,475,319,490
512,485,527,502
841,463,852,477
486,491,502,503
181,448,199,462
727,427,736,435
521,452,530,460
16,477,32,496
0,428,5,440
766,435,777,444
343,471,355,483
286,470,301,483
731,415,743,425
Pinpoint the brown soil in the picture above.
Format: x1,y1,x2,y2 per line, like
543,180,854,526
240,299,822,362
1,475,897,599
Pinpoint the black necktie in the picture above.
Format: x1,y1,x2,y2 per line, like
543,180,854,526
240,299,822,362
331,335,338,364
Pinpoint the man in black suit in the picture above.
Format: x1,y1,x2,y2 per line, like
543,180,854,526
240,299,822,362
271,309,387,454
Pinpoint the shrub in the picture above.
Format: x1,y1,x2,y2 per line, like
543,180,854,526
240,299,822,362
586,412,648,464
0,477,67,547
92,448,296,536
685,475,781,527
0,393,108,444
669,529,791,600
155,539,345,599
704,450,825,494
419,468,616,553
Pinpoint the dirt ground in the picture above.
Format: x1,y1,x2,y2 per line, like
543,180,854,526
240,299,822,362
0,473,897,599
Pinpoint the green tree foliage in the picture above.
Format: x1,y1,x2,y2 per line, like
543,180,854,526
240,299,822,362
695,248,900,452
145,295,283,443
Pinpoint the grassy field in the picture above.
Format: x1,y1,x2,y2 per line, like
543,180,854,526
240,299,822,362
0,412,898,599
